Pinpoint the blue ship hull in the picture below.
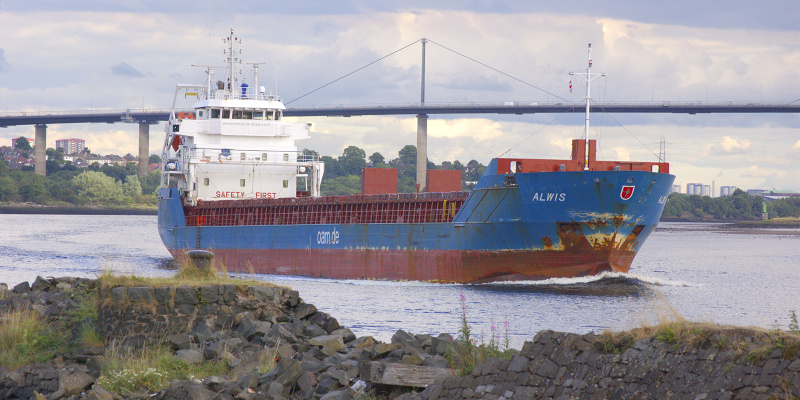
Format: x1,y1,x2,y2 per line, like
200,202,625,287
158,160,675,283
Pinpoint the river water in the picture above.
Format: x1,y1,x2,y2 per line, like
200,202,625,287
1,214,798,349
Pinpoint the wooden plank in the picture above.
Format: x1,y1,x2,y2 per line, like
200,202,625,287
359,361,455,388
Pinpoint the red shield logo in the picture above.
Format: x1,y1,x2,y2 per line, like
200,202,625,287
620,185,635,200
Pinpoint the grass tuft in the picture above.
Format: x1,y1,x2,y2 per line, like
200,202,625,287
96,343,228,395
0,309,66,369
98,258,285,290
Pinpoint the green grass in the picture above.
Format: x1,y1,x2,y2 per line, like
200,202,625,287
0,309,67,369
96,344,229,395
98,257,286,290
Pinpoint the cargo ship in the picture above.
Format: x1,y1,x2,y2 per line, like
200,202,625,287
157,33,675,284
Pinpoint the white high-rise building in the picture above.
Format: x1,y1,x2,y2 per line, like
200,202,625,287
720,186,737,196
55,138,85,155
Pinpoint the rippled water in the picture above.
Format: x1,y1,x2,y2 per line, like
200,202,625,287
1,215,798,349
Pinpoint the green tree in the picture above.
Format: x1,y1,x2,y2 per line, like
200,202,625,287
0,158,9,177
73,171,123,203
14,137,32,151
46,147,65,164
148,154,161,164
0,176,18,201
338,146,366,176
123,175,142,197
15,172,49,203
369,152,385,165
321,175,362,196
341,145,366,160
140,170,161,195
465,160,486,181
398,145,416,165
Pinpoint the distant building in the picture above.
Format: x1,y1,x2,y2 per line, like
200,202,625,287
671,185,681,193
11,137,35,148
686,183,704,195
720,186,737,196
55,138,85,155
702,185,711,197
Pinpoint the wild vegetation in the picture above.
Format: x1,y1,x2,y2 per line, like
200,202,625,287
661,189,800,221
0,147,160,207
445,293,515,376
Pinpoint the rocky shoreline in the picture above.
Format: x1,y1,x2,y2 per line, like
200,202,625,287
1,276,798,400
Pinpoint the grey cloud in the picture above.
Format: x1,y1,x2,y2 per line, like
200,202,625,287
111,62,145,77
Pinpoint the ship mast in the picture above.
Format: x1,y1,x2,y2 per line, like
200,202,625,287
569,43,605,170
223,28,242,99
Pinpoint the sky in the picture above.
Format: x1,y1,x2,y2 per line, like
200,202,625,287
1,1,798,193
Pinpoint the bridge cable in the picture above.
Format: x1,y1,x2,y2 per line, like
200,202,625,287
496,108,577,157
286,39,423,105
427,40,570,103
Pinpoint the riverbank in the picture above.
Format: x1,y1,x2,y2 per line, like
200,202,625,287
0,203,157,215
1,276,798,399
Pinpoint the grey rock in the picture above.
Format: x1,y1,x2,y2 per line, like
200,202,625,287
154,286,175,304
249,286,274,302
295,303,317,319
198,285,219,304
332,328,356,343
166,333,194,350
177,349,204,364
31,276,51,292
174,286,199,304
58,367,95,396
128,286,154,303
110,286,127,302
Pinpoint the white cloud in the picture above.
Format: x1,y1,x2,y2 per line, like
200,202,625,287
0,6,798,191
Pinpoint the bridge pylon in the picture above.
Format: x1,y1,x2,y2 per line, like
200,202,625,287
34,124,46,176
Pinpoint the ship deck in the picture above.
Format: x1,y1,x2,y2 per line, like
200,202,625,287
184,191,470,226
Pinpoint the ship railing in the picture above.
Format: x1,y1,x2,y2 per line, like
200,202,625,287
187,147,319,164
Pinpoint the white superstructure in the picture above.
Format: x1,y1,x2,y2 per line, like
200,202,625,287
161,29,324,206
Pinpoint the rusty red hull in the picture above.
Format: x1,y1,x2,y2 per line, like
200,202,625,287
170,247,627,284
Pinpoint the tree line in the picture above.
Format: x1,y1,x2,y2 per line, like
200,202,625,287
307,144,487,196
2,141,798,221
661,190,800,220
0,146,160,206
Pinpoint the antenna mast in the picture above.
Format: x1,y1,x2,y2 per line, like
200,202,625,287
569,43,605,170
222,28,242,98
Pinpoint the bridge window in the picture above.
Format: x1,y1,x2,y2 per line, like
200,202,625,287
265,111,274,120
240,152,246,161
240,179,246,187
275,111,281,121
253,111,264,119
222,109,231,119
283,153,289,162
198,110,205,118
211,109,221,118
203,177,209,186
262,153,268,161
283,180,289,188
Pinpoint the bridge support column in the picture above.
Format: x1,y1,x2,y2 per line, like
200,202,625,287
138,122,149,178
415,114,428,192
34,124,47,176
